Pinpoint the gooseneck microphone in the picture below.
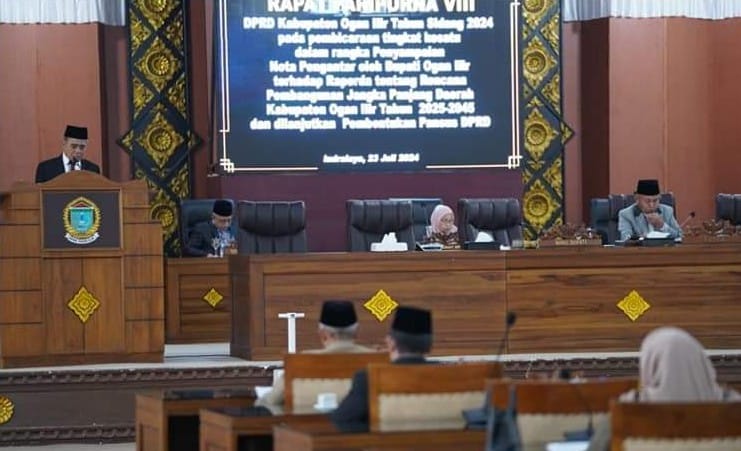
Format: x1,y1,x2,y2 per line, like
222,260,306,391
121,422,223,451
679,211,696,228
495,311,517,361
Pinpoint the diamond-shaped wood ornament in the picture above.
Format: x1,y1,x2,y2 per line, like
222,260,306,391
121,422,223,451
364,290,399,322
67,287,101,323
617,290,651,321
203,288,224,308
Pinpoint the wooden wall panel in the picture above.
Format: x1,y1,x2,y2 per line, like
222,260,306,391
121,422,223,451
124,256,164,287
125,287,164,320
82,257,125,353
125,320,164,354
0,324,45,357
0,291,42,324
124,223,162,255
0,226,41,256
0,259,41,290
42,258,84,354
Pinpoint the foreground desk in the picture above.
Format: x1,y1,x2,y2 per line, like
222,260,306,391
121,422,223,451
165,258,230,342
135,389,253,451
230,245,741,360
200,406,329,451
273,424,485,451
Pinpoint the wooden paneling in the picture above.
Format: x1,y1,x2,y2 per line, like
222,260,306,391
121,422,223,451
230,245,741,360
0,174,164,367
0,258,41,290
0,225,41,256
124,223,163,255
125,288,165,320
125,256,164,288
43,258,85,354
125,320,164,354
165,258,231,343
82,257,125,353
0,291,42,324
232,252,507,360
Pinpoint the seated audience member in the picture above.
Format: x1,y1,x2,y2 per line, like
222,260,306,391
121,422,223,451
183,199,234,257
35,125,101,183
617,179,682,241
255,300,373,407
586,327,740,451
422,204,460,249
330,306,433,432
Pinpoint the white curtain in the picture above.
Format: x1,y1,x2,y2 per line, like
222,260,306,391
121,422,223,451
0,0,125,26
564,0,741,22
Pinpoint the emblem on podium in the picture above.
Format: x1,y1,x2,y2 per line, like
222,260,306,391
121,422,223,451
63,196,101,245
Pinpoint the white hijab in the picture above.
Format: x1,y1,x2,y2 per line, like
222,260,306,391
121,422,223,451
635,327,728,402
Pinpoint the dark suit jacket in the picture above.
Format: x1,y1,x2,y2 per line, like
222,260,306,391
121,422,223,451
330,355,428,433
35,156,101,183
183,220,218,257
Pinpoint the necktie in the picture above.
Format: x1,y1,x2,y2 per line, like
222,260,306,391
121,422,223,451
68,160,77,171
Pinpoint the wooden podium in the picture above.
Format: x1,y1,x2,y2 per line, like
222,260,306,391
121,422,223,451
0,171,164,368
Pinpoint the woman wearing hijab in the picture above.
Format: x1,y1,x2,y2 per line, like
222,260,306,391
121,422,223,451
423,204,460,249
587,327,740,451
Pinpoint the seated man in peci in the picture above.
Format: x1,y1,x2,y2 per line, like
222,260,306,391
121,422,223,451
617,179,682,241
330,306,433,432
255,300,373,407
183,199,235,257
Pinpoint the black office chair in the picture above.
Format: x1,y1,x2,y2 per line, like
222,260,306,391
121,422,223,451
457,198,523,246
715,193,741,225
346,200,415,251
236,201,307,254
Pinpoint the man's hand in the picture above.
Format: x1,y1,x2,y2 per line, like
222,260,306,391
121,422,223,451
645,212,665,229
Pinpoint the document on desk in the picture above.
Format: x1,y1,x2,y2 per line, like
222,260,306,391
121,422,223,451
545,441,589,451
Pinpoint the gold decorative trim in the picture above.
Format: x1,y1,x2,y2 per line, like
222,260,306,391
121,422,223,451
67,287,101,324
364,290,398,322
522,180,556,229
203,288,224,308
617,290,651,322
524,108,558,160
0,396,14,424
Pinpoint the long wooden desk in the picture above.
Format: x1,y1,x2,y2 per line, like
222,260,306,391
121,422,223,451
165,259,231,342
272,424,485,451
229,244,741,360
135,389,253,451
199,406,329,451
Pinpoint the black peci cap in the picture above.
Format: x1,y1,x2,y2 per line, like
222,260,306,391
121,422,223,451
391,306,432,335
212,199,233,217
320,300,358,328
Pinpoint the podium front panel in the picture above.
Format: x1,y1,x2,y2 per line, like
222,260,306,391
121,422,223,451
42,191,121,249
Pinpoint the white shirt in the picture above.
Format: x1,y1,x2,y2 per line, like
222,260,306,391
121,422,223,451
62,153,80,172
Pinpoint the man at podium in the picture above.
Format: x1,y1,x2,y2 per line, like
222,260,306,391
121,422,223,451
35,125,101,183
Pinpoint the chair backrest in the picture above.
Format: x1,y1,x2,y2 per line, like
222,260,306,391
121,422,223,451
389,198,443,242
457,198,523,246
179,198,236,252
589,193,676,244
283,352,388,410
610,401,741,451
236,200,307,254
716,194,741,225
368,362,502,432
346,200,415,251
490,378,637,449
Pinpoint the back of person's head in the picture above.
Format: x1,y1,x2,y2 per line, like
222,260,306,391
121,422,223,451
389,306,432,354
318,300,359,340
639,327,723,402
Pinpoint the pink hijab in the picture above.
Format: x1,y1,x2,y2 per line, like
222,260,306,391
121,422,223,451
429,204,457,235
634,327,729,402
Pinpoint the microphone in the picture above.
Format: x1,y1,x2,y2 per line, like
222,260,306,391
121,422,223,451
494,311,517,361
561,377,594,441
679,211,696,228
462,311,516,429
